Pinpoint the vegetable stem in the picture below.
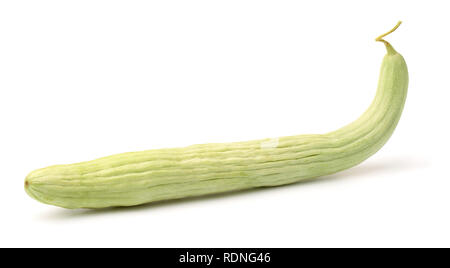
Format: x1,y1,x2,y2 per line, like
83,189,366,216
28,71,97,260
375,21,402,55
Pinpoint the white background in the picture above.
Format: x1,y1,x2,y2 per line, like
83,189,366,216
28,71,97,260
1,0,449,248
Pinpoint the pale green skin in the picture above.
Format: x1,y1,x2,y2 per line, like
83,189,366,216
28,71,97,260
25,42,408,209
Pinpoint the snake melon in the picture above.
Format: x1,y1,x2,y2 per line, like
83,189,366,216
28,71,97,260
25,22,408,209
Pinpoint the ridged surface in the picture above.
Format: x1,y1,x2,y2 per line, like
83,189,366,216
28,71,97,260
25,43,408,209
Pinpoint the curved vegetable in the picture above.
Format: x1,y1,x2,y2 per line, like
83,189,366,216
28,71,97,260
25,22,408,209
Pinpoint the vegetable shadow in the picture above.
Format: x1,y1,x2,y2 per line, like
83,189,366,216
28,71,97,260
39,156,430,220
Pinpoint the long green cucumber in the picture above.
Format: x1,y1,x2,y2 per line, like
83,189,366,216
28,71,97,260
25,22,408,209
